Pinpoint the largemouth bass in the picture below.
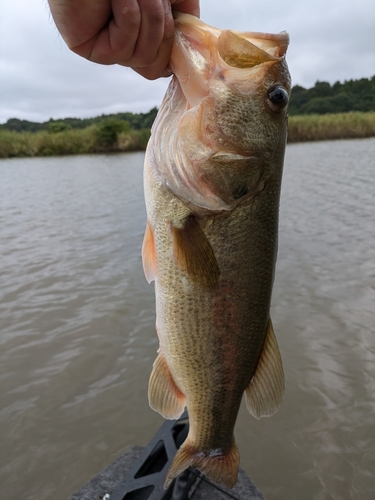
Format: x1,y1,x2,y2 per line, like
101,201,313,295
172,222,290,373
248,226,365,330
142,13,291,489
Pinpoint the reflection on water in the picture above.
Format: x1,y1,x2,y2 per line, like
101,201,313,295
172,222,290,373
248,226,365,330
1,141,374,500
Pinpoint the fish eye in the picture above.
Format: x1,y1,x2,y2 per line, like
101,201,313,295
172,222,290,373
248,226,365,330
267,86,289,112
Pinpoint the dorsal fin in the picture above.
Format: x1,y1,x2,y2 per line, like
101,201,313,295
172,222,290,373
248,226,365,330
245,318,284,419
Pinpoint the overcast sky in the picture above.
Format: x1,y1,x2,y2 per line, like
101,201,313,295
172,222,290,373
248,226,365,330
1,0,374,124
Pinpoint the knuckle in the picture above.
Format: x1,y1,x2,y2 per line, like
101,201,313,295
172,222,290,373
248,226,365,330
120,2,141,30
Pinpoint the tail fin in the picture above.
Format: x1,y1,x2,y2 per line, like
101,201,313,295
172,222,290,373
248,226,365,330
164,438,239,489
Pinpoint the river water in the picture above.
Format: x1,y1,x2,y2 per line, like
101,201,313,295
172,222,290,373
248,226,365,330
1,139,374,500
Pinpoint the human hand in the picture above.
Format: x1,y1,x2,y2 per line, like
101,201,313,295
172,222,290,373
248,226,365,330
48,0,200,79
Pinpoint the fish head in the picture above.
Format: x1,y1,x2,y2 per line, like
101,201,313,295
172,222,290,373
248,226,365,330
151,14,291,211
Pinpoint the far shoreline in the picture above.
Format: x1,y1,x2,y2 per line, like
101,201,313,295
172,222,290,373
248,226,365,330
1,111,375,159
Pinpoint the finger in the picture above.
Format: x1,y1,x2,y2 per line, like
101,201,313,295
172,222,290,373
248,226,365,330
85,0,142,64
132,36,174,79
108,0,142,62
130,0,171,67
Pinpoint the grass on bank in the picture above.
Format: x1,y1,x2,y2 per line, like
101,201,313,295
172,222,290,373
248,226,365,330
1,112,375,159
287,111,375,142
0,120,150,159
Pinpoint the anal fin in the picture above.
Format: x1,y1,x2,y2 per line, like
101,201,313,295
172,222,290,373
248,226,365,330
171,215,219,288
148,353,185,419
245,318,285,419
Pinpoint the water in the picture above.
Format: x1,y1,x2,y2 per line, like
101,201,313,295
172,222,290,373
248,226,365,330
1,140,374,500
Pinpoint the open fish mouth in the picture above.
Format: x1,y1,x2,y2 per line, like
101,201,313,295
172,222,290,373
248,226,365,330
175,12,289,60
217,29,287,67
171,13,289,107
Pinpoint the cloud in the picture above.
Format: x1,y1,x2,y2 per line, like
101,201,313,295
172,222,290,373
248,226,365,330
0,0,169,122
1,0,374,123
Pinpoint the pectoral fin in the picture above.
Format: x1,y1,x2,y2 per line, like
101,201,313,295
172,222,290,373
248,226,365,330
171,215,219,288
142,222,157,283
245,319,284,419
148,353,186,419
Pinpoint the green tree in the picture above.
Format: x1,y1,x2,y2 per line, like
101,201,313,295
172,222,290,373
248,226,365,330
288,75,375,115
311,81,332,98
94,118,130,149
48,121,72,134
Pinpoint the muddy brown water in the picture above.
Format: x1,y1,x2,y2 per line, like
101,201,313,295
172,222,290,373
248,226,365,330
1,140,374,499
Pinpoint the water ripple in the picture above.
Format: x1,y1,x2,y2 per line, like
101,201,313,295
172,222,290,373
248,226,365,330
1,143,375,499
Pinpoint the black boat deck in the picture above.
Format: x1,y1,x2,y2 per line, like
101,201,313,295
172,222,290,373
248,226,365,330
70,413,265,500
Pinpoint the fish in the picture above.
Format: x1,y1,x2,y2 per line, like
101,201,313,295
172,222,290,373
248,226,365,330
141,13,291,490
